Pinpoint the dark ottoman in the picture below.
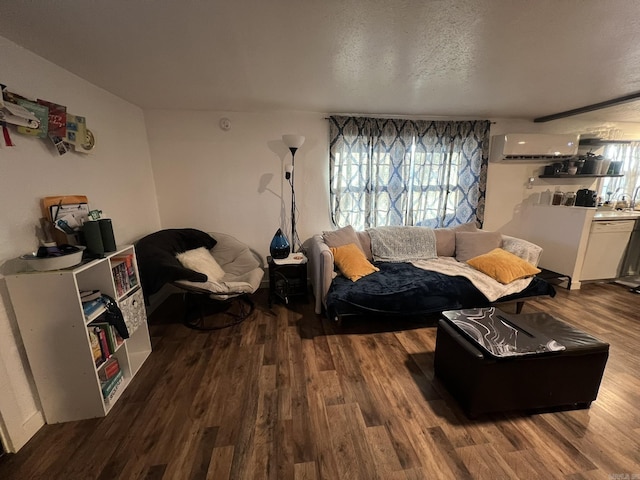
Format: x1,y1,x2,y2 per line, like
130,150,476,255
434,307,609,418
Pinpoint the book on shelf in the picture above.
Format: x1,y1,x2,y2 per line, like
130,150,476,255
105,375,124,405
111,260,126,297
111,254,138,296
103,322,118,353
88,328,103,367
105,377,124,405
98,357,121,382
82,298,105,318
93,325,111,362
89,320,124,357
101,369,124,399
122,254,138,287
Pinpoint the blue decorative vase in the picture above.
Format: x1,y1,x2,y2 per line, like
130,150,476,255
270,228,290,259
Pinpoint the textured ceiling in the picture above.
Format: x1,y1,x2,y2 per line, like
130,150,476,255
2,0,640,122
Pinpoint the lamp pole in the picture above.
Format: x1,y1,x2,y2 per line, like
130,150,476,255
289,147,298,252
282,135,305,253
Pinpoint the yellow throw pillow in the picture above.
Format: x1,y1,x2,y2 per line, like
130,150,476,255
330,243,379,282
467,248,541,284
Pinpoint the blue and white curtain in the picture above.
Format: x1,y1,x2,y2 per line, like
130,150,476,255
329,116,491,230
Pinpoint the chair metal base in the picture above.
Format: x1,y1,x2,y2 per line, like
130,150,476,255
181,291,255,331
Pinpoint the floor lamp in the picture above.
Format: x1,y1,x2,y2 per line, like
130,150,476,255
282,134,305,253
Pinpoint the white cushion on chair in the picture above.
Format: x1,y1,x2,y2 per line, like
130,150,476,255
174,232,264,301
176,247,226,282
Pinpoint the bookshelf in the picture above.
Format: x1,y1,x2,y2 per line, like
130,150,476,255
5,245,151,423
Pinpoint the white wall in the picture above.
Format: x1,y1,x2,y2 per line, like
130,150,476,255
0,36,161,451
145,110,640,257
147,111,640,256
145,110,333,262
484,118,640,233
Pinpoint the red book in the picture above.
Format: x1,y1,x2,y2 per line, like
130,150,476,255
99,358,120,382
94,327,110,359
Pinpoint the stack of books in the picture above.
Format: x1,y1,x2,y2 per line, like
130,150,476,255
99,357,121,383
88,319,124,367
81,290,105,320
100,358,124,402
111,254,138,297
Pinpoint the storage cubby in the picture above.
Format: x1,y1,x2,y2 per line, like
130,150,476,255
5,245,151,423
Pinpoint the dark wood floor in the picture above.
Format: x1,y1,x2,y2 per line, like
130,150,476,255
1,282,639,479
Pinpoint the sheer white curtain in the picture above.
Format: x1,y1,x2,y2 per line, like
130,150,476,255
599,142,640,206
329,116,490,230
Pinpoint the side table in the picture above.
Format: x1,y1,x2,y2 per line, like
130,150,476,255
268,255,308,306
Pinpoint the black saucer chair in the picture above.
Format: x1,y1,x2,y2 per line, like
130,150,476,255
135,228,264,330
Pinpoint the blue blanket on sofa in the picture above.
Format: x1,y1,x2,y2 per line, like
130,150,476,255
325,261,556,321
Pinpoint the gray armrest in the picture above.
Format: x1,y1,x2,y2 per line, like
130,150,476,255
501,235,543,266
304,234,334,314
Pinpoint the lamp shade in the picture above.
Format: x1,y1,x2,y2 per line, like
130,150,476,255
282,134,305,149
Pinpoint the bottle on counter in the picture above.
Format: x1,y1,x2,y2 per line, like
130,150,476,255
564,192,576,206
538,188,553,205
552,189,564,206
539,189,552,205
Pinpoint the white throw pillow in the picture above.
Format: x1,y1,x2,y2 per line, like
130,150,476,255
176,247,225,283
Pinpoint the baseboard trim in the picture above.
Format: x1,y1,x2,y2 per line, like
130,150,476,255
0,409,45,453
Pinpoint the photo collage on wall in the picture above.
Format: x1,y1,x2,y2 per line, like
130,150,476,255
0,83,95,155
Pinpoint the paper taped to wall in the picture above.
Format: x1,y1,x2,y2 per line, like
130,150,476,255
0,100,40,128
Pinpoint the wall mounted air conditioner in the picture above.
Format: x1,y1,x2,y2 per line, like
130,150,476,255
490,133,579,162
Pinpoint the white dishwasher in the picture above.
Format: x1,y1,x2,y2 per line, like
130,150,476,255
581,220,635,281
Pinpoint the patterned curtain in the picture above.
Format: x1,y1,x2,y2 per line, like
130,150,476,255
329,116,490,230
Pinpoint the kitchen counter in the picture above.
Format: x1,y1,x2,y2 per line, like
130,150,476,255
593,210,640,221
510,205,596,289
508,205,640,289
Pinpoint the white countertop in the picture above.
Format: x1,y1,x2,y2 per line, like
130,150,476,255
593,210,640,221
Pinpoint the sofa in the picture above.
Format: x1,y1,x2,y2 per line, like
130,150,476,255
305,224,556,322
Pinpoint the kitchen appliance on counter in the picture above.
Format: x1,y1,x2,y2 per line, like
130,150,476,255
575,189,597,207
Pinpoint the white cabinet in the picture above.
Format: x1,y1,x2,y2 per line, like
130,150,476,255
510,204,639,288
580,220,635,281
5,245,151,424
512,204,596,289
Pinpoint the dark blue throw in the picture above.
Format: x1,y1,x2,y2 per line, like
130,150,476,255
326,261,556,320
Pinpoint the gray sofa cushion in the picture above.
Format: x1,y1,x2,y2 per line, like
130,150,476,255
455,230,503,263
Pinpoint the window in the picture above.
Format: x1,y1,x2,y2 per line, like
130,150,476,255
329,116,490,230
598,142,640,206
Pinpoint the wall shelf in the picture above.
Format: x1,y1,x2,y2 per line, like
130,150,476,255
539,174,624,179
